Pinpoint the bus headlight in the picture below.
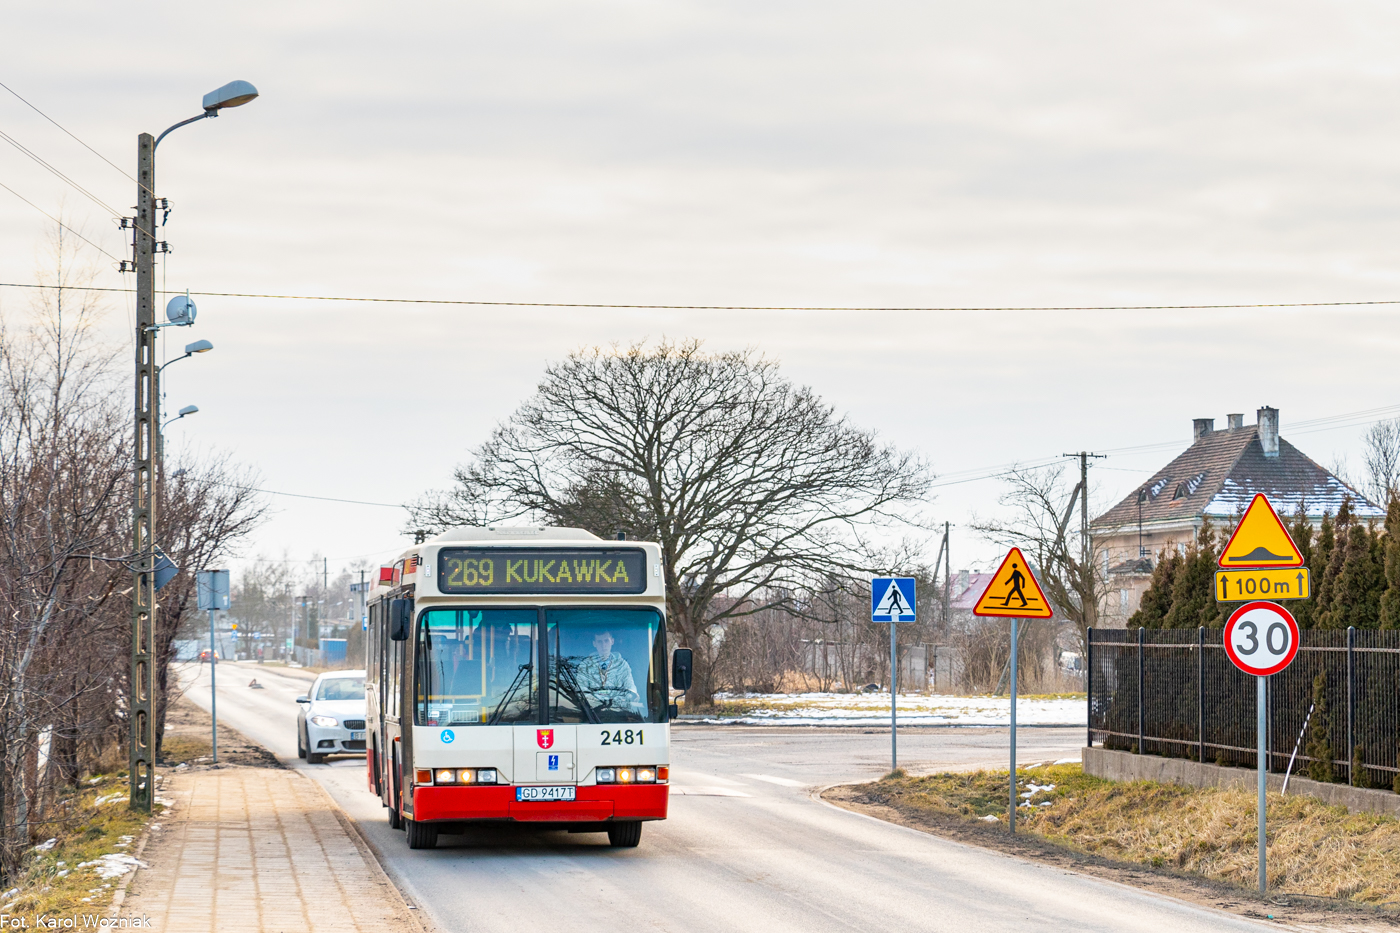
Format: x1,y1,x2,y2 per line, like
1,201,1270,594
636,768,656,783
617,768,634,784
435,769,457,784
596,768,615,784
477,769,498,784
457,769,475,784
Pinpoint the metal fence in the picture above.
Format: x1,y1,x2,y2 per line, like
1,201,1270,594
1087,627,1400,789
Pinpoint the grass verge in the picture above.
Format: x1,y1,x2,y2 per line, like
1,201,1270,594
835,764,1400,907
0,770,163,922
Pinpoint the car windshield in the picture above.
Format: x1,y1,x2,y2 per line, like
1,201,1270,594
317,677,365,701
416,608,537,726
546,608,664,724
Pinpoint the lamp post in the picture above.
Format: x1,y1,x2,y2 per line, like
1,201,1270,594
129,80,258,813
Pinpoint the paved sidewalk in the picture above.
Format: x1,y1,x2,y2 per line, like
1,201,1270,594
122,766,422,933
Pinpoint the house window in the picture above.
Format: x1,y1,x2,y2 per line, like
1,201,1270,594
1119,589,1130,612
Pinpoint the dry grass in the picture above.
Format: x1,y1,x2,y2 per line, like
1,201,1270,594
0,770,162,922
864,764,1400,905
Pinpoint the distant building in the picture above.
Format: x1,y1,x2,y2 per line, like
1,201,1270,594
1091,406,1384,626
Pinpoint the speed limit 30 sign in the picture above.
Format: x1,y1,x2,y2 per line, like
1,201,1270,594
1223,601,1300,676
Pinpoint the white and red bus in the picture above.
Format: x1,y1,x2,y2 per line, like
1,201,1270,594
365,526,691,849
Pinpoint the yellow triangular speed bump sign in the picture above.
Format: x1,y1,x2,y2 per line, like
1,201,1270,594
973,547,1054,618
1217,493,1304,568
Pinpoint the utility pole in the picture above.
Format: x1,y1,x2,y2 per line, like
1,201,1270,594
129,133,158,813
1061,451,1106,632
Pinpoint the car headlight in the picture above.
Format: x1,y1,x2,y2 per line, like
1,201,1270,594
309,715,338,728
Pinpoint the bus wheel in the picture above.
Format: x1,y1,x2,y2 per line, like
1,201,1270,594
405,819,438,850
387,756,403,829
606,821,642,848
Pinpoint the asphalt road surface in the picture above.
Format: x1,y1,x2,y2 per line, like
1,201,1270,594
178,661,1268,933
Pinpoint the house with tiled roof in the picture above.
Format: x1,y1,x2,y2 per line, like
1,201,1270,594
1091,406,1384,625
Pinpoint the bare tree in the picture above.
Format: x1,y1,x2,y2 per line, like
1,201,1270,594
1363,419,1400,506
971,463,1105,654
409,339,931,705
0,222,266,878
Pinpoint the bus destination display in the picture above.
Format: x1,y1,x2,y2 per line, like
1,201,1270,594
437,547,647,595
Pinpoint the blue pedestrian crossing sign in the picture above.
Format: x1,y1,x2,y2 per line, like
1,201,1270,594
871,577,917,623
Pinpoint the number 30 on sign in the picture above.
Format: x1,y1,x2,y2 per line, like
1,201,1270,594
1223,601,1300,676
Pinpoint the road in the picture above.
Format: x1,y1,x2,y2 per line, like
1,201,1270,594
179,661,1268,933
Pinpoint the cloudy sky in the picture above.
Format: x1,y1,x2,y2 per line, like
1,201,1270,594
4,2,1400,581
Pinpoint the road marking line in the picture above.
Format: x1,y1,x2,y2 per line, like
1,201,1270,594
741,773,806,787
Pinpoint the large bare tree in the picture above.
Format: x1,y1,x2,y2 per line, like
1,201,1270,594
410,340,930,704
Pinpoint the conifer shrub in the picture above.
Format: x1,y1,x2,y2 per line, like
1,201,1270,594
1305,670,1335,783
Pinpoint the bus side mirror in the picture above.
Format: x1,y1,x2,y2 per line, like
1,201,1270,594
389,599,413,641
671,648,693,691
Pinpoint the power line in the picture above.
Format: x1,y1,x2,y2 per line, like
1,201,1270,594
0,127,123,217
0,184,119,261
0,79,137,184
208,480,404,509
2,281,1400,312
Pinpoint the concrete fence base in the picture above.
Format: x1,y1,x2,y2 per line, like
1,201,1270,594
1082,746,1400,819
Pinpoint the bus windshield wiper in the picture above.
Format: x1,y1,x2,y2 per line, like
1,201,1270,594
552,659,599,724
488,663,532,725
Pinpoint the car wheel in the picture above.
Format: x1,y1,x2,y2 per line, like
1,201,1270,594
307,747,326,765
405,819,438,850
607,821,642,848
297,727,307,760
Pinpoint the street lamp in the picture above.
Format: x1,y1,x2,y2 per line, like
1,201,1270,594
129,80,258,814
162,404,199,431
158,340,214,374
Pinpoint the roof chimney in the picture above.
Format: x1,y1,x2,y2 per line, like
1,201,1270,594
1227,413,1244,431
1192,418,1215,441
1257,406,1279,458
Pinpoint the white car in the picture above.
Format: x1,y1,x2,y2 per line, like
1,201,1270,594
296,670,367,765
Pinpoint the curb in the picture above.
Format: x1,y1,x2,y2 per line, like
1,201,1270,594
106,776,167,921
297,770,436,933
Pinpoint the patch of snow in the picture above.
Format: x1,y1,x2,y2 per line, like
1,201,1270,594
979,815,999,822
695,693,1085,727
1018,782,1055,799
54,870,68,879
1053,758,1079,765
87,778,102,785
93,793,125,806
33,838,57,852
77,854,147,880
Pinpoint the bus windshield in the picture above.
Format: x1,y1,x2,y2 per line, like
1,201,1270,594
416,608,536,726
546,608,664,725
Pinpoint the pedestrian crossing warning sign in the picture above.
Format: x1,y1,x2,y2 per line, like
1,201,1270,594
1217,493,1304,568
972,547,1054,618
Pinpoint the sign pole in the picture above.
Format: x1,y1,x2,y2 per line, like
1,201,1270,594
210,606,218,765
1009,616,1018,832
1257,674,1266,894
890,617,898,772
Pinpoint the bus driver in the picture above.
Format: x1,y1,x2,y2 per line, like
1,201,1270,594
575,630,640,713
